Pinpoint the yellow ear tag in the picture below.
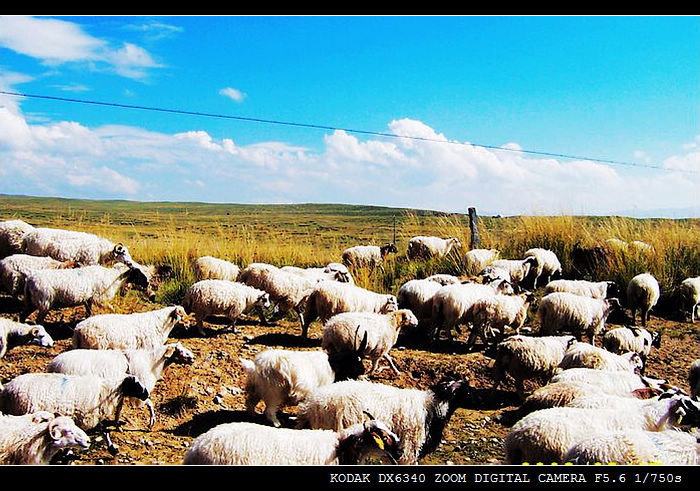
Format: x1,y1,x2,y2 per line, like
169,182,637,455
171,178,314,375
372,434,385,450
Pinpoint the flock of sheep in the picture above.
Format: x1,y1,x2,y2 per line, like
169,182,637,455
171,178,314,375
0,218,699,466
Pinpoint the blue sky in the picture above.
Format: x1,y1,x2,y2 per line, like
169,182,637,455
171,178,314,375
0,15,698,217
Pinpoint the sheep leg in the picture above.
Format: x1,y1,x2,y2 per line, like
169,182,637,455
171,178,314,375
146,399,156,428
263,397,283,428
195,316,207,337
294,306,306,336
104,429,119,456
244,392,261,417
383,353,401,374
256,305,269,326
85,300,93,317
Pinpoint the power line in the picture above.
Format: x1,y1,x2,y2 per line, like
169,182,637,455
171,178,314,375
1,90,696,175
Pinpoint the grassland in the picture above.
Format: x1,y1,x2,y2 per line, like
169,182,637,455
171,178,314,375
2,194,698,313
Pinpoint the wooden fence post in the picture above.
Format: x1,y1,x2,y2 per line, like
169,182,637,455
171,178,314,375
468,207,480,249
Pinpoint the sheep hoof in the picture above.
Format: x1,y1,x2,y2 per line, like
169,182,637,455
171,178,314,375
108,444,120,456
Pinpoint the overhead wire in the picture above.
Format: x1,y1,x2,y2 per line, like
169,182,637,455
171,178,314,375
0,90,696,175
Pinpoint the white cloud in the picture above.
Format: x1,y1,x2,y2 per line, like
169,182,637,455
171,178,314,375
0,16,161,80
219,87,247,103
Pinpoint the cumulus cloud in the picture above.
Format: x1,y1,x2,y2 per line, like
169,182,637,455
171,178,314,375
0,16,161,79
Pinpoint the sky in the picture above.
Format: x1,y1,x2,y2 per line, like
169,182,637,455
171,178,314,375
0,15,698,217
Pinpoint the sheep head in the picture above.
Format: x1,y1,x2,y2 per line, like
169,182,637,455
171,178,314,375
28,325,54,348
121,375,150,401
49,416,91,451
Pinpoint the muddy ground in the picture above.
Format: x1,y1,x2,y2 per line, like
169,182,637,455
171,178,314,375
0,294,698,467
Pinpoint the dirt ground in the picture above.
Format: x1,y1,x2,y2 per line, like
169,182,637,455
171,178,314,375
0,294,698,467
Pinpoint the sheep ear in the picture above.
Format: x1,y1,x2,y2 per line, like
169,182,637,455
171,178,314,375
356,329,368,354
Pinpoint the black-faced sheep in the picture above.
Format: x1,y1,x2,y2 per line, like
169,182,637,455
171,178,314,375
406,236,462,261
0,318,54,359
182,279,270,336
321,309,418,374
341,243,398,269
0,411,90,465
302,281,398,339
490,257,538,290
72,305,187,350
183,417,401,465
537,291,622,346
544,279,620,299
239,343,367,428
627,273,660,327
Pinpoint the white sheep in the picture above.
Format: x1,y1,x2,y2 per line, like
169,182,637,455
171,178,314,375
491,334,576,399
430,280,514,342
0,411,90,465
341,243,398,269
564,429,698,465
465,291,536,351
397,278,444,321
523,248,562,289
0,219,35,258
183,417,401,465
296,377,476,465
550,368,664,394
321,309,418,375
627,273,661,327
537,291,622,345
281,263,354,284
193,255,240,281
406,236,462,261
679,276,700,323
0,372,150,455
0,318,54,359
424,273,461,285
72,305,187,350
0,253,79,298
21,261,152,324
558,341,643,373
490,257,538,289
47,342,195,428
544,278,620,299
302,281,398,339
21,226,132,266
238,262,319,332
504,394,700,464
464,248,500,275
602,326,661,365
182,279,271,336
239,344,366,428
689,359,700,399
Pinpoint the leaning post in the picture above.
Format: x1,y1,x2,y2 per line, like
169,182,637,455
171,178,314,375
468,207,480,249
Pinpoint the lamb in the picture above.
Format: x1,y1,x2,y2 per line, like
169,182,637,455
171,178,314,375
490,257,538,289
0,372,150,455
689,359,700,399
557,342,644,373
464,248,500,275
537,291,622,345
182,279,271,336
238,262,319,332
47,342,195,427
406,236,462,261
302,281,398,339
429,280,514,342
22,227,130,266
679,276,700,323
321,309,418,375
465,291,536,351
491,334,576,399
0,219,34,258
627,273,661,327
0,253,79,298
296,377,477,465
504,393,700,464
0,318,54,359
239,341,367,427
341,243,398,269
183,417,401,465
544,279,620,299
21,261,152,325
523,248,562,289
0,411,90,465
564,429,698,465
193,255,240,281
72,305,187,350
602,326,661,365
